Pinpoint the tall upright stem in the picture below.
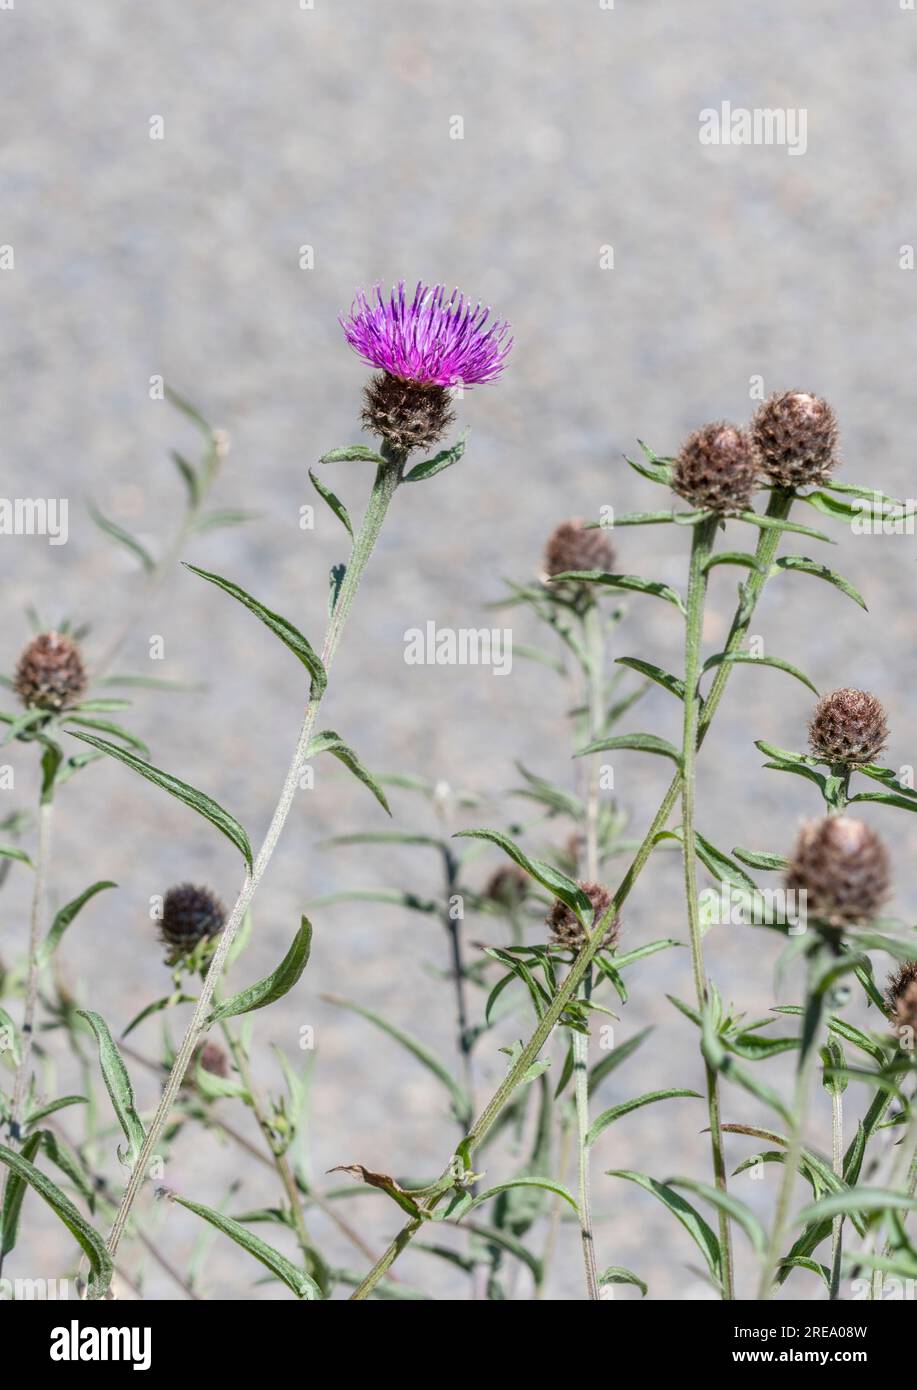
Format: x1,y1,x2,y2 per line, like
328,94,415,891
829,1078,844,1300
8,799,54,1142
105,458,403,1264
680,516,734,1300
350,489,797,1300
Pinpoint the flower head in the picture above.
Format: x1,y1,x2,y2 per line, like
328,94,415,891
785,816,890,930
672,422,756,514
159,883,226,965
543,519,616,582
808,688,888,765
887,962,917,1043
752,391,838,489
14,632,87,711
340,281,512,387
546,881,619,952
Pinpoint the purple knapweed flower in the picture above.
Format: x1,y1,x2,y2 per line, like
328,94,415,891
340,280,512,388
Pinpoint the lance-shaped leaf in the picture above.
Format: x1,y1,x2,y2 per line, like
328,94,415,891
615,657,686,703
586,1089,700,1148
24,1095,88,1128
319,444,387,465
800,489,917,525
323,994,472,1127
184,564,326,697
599,1266,648,1296
702,650,817,695
771,556,866,609
453,828,594,926
1,1131,42,1256
308,469,353,539
63,716,150,757
703,551,764,574
0,1143,112,1295
731,846,789,872
607,1170,722,1286
665,1177,767,1253
306,731,391,815
76,1010,145,1167
849,789,917,816
88,501,156,573
37,880,117,967
548,571,686,614
460,1176,578,1217
575,732,682,766
170,1193,321,1298
736,510,834,544
209,916,312,1024
0,843,34,869
624,443,673,485
403,429,468,483
798,1189,917,1225
68,732,253,870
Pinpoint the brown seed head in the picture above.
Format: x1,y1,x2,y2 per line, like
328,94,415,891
543,519,616,581
361,372,455,456
14,632,87,712
751,391,838,489
808,688,889,765
886,962,917,1043
785,816,890,930
198,1042,230,1079
672,422,756,514
546,880,619,952
159,883,226,964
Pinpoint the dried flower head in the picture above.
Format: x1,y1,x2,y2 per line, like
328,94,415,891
160,883,226,964
361,372,455,455
886,962,917,1042
546,880,619,952
752,391,838,489
543,519,616,581
341,281,512,388
785,817,890,930
485,864,529,909
671,422,756,514
14,632,87,712
198,1042,230,1079
808,688,889,765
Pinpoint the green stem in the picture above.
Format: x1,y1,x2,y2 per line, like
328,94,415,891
105,457,403,1265
758,962,824,1299
680,516,734,1300
829,1079,844,1300
350,489,796,1300
7,798,54,1143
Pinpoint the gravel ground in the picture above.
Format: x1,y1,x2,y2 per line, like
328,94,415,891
3,0,917,1300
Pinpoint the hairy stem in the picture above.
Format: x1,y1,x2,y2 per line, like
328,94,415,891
105,457,403,1265
350,489,796,1300
829,1078,844,1300
8,799,54,1143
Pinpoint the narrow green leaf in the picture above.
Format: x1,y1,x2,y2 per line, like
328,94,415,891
322,994,471,1126
403,429,468,483
67,732,253,870
849,790,917,815
731,846,789,872
308,470,353,539
462,1176,578,1216
737,510,834,544
189,509,260,534
0,842,34,869
306,731,391,815
453,828,594,927
24,1095,88,1127
121,991,196,1040
63,716,150,757
37,881,117,967
0,1143,112,1294
88,502,155,573
624,444,673,485
549,571,686,614
170,449,201,506
798,1189,917,1224
575,732,682,766
772,556,866,609
703,551,764,574
666,1176,767,1252
1,1132,42,1256
209,917,313,1024
702,650,818,695
607,1170,721,1285
183,563,326,697
586,1090,700,1147
308,888,438,914
171,1193,321,1298
615,657,686,702
599,1265,648,1296
319,445,386,465
76,1009,145,1166
589,1026,654,1093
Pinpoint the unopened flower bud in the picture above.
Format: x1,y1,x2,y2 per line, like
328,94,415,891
808,688,888,765
752,391,838,489
546,880,619,951
543,519,616,581
14,632,87,712
159,883,225,964
672,422,756,514
785,817,890,930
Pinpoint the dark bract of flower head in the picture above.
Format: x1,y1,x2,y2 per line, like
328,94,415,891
752,391,838,489
672,422,756,514
159,883,226,965
886,961,917,1038
340,281,512,387
546,880,619,952
543,519,616,580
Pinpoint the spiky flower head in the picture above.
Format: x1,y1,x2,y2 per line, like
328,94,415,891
751,391,838,489
198,1042,230,1079
671,422,756,514
785,817,890,930
159,883,225,965
808,688,888,765
886,962,917,1044
546,880,619,952
360,373,455,455
341,281,512,388
14,632,87,712
485,864,529,910
543,519,616,582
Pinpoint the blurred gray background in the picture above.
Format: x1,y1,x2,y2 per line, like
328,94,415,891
3,0,917,1300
